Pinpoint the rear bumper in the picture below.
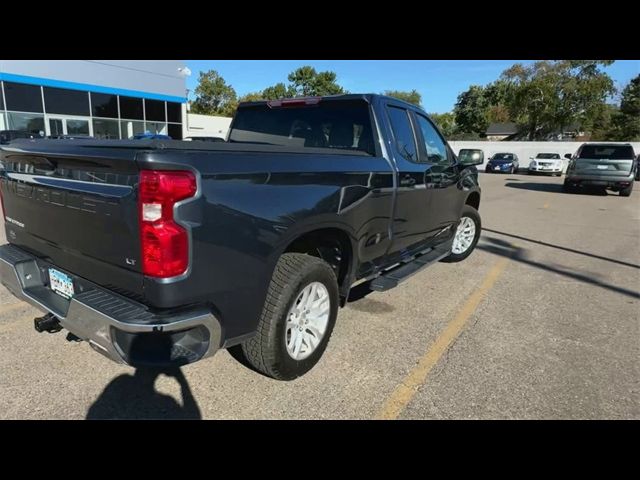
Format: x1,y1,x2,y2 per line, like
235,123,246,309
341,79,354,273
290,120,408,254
0,244,222,367
485,164,513,173
529,166,562,174
564,173,634,188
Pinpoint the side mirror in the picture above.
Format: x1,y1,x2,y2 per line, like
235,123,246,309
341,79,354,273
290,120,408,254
529,156,534,160
564,153,572,159
458,149,484,166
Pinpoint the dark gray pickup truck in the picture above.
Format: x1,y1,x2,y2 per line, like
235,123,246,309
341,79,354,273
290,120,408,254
0,94,483,380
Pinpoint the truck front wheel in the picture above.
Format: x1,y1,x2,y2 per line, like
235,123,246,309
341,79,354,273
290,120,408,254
240,253,339,380
441,205,481,263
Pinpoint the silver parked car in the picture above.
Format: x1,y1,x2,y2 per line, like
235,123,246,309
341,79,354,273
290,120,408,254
563,143,636,197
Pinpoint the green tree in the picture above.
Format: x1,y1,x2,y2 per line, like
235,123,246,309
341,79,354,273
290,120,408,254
500,60,615,139
429,112,457,137
238,92,265,103
287,66,345,96
616,74,640,140
384,89,422,107
261,82,296,100
453,85,489,135
190,70,238,117
590,103,618,140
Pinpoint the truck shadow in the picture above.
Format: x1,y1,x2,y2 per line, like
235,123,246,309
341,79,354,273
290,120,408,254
483,228,640,269
478,236,640,300
504,182,610,195
86,367,201,420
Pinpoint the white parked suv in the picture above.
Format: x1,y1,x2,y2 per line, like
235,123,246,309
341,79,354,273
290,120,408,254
529,153,564,176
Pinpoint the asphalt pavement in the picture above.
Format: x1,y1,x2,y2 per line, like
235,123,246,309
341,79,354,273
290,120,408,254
0,173,638,419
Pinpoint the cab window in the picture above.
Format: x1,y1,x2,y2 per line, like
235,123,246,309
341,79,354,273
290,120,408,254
414,114,450,165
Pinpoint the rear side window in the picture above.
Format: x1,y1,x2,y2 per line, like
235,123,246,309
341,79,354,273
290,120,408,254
578,145,635,160
386,106,417,162
229,99,375,155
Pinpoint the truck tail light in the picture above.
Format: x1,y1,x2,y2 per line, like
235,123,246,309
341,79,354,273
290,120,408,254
139,170,197,278
267,97,321,108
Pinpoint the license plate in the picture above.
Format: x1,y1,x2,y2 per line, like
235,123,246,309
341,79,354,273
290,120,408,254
49,268,74,299
597,165,609,170
495,166,501,170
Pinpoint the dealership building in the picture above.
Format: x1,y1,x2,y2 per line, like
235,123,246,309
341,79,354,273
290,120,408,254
0,60,188,140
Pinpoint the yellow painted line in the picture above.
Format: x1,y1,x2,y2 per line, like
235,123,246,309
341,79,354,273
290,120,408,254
375,255,512,420
543,203,550,209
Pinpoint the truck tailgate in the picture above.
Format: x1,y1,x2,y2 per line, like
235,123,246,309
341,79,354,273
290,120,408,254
0,141,143,299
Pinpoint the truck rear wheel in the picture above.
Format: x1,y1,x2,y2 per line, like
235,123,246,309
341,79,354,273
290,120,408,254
441,205,481,263
240,253,339,380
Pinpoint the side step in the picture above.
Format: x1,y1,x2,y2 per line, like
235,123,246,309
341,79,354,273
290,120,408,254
370,243,452,292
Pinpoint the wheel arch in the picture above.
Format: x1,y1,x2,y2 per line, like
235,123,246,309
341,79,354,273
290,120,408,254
465,190,481,211
279,225,357,300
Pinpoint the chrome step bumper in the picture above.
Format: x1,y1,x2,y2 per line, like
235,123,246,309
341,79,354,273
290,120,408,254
0,244,222,367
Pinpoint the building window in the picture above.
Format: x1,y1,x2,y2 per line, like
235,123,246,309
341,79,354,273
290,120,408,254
43,87,90,116
145,121,167,135
167,102,182,123
66,119,90,136
3,82,43,113
145,99,166,122
121,120,145,139
7,112,45,134
119,96,143,120
91,92,119,118
93,118,120,139
167,123,182,140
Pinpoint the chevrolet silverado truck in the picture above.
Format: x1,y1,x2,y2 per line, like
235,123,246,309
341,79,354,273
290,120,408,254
0,94,482,380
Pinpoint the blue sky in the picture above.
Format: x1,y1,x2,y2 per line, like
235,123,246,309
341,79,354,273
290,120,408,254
186,60,639,113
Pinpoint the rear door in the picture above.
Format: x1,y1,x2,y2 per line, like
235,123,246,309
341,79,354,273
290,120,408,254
0,141,144,297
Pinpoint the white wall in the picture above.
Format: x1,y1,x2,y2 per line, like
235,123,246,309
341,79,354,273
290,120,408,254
449,141,640,172
184,112,232,139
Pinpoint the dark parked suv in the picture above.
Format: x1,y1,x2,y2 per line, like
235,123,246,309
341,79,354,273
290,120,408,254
563,143,636,197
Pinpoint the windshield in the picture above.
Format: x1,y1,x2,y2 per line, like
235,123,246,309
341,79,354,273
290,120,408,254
492,153,514,160
536,153,560,159
229,99,375,155
578,145,635,160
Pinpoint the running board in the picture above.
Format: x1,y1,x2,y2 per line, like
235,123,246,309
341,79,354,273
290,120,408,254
370,243,452,292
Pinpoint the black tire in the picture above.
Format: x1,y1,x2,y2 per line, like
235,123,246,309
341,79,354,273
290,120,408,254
562,182,575,193
620,183,633,197
240,253,339,381
441,205,481,263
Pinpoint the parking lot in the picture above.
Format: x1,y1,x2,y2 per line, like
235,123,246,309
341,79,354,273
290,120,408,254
0,172,638,419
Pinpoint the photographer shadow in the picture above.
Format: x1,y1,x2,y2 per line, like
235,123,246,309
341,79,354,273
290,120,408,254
86,367,201,420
